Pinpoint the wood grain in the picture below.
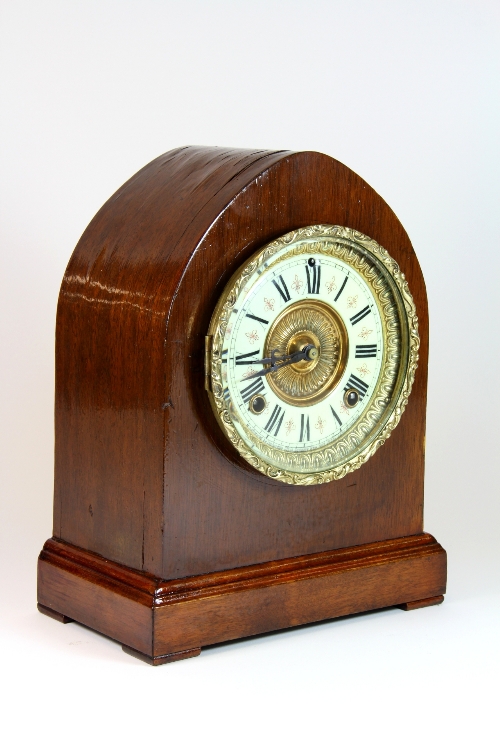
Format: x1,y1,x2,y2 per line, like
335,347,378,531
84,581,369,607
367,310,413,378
37,146,445,662
50,147,429,580
38,534,446,659
38,539,154,654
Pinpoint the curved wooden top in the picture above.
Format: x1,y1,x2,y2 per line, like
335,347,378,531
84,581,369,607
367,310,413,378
54,147,428,578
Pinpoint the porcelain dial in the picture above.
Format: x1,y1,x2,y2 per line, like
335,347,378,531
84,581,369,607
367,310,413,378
206,225,419,484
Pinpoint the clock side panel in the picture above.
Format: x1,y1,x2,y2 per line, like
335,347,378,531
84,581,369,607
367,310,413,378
53,146,291,574
162,151,429,579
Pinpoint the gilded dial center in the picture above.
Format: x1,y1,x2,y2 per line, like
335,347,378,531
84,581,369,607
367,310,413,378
264,299,348,406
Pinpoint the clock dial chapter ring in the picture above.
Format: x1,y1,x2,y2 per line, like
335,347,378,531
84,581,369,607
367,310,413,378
206,224,419,484
264,299,348,407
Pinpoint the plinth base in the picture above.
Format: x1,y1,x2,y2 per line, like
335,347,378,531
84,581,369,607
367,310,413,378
37,533,446,665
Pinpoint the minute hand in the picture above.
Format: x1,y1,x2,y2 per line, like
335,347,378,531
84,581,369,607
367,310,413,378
237,348,286,368
240,346,314,382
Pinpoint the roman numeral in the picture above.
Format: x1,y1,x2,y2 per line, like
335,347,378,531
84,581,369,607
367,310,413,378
223,387,230,403
272,275,291,303
350,305,371,325
334,275,348,302
344,374,369,398
355,344,377,358
240,377,265,403
235,349,260,365
246,313,269,325
330,405,342,426
264,405,284,436
299,414,310,442
306,264,321,294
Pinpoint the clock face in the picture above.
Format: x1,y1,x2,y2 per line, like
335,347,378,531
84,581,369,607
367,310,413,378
206,225,419,484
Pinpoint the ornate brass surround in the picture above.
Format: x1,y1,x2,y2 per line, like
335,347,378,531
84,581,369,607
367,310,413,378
206,225,420,485
265,300,348,407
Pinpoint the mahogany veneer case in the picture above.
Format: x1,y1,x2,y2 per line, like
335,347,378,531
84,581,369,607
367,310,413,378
37,147,447,665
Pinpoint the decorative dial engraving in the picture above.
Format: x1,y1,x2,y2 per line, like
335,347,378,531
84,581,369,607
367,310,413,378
206,225,419,485
265,300,347,406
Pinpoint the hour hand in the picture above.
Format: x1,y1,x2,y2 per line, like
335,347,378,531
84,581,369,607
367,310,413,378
240,346,317,381
236,349,283,369
238,348,286,380
240,355,300,381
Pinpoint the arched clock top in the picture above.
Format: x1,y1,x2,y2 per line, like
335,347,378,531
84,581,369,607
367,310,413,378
38,146,444,665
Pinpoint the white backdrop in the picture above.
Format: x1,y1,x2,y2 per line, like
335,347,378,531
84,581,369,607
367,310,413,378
1,1,499,747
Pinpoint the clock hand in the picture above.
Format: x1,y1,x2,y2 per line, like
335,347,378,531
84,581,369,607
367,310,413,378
241,355,303,381
238,348,286,368
240,345,318,381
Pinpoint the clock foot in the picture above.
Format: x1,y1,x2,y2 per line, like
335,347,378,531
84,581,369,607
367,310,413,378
122,645,201,666
37,603,74,624
398,595,444,611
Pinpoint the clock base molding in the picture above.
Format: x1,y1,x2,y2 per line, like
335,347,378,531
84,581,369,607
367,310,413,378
37,533,446,665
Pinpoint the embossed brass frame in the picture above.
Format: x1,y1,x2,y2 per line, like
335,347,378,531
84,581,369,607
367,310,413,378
206,225,419,485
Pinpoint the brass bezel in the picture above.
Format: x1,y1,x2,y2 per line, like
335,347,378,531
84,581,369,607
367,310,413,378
206,225,419,485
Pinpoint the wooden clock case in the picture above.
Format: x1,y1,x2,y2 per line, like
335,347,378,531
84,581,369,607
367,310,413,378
37,147,447,665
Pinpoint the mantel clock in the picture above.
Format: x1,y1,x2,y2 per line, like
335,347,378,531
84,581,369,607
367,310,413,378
37,147,447,665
